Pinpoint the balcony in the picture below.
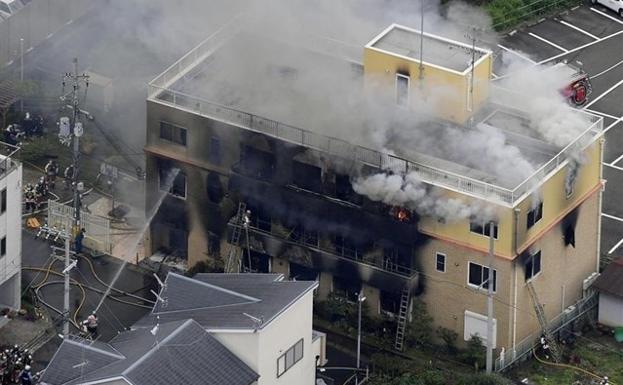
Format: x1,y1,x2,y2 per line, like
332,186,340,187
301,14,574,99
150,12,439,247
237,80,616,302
227,218,418,292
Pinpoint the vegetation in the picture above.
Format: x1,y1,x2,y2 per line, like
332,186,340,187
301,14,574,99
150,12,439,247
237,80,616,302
436,326,459,354
485,0,583,31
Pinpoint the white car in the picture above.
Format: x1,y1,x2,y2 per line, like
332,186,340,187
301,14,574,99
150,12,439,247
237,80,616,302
592,0,623,18
0,0,24,19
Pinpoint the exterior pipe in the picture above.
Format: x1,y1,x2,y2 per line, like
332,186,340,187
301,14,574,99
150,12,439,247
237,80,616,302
596,138,605,273
512,208,520,360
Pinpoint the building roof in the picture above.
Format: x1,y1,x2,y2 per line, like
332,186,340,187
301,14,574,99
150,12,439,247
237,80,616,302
133,273,317,331
40,319,258,385
366,24,489,73
593,257,623,298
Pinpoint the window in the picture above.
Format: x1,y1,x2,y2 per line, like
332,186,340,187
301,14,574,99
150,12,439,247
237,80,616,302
292,161,322,193
209,136,221,165
1,237,6,257
159,122,187,146
158,161,186,199
524,251,541,281
206,172,223,203
396,73,410,106
0,188,5,214
527,202,543,230
436,252,446,273
468,262,497,291
277,339,304,377
240,145,274,180
470,220,498,239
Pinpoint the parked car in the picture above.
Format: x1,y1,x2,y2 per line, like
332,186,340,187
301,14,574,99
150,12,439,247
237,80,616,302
0,0,24,19
591,0,623,18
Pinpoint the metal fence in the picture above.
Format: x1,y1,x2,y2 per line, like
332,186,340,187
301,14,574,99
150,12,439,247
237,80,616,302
0,0,94,67
494,292,598,371
47,200,111,254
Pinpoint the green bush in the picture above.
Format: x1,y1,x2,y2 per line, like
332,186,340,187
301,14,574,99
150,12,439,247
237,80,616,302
406,300,434,347
487,0,581,31
436,326,459,354
460,335,487,370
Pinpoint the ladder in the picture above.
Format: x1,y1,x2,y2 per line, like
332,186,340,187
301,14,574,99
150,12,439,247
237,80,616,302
224,202,247,273
394,286,410,351
527,281,562,362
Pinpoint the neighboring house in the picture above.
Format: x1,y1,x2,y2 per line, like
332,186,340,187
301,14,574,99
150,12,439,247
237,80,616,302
145,16,603,370
0,145,22,315
593,257,623,327
39,319,259,385
133,273,322,385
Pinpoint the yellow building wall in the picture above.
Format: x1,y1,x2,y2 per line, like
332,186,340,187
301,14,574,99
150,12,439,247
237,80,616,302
515,139,603,253
363,47,491,124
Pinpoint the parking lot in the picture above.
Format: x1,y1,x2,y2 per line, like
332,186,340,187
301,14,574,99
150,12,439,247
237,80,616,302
494,3,623,264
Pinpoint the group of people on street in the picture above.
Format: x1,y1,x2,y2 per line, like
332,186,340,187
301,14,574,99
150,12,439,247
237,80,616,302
23,160,76,213
3,112,44,146
0,345,36,385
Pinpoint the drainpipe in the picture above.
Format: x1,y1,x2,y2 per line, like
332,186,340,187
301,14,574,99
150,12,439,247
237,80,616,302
596,138,605,272
511,208,520,360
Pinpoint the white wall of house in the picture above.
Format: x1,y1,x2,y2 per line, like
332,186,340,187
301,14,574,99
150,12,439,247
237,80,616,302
0,162,22,310
211,290,315,385
598,293,623,327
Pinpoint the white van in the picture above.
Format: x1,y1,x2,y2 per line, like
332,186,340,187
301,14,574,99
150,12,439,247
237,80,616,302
592,0,623,18
0,0,24,19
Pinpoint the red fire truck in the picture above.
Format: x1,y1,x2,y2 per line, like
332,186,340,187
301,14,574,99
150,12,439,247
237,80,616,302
555,62,593,107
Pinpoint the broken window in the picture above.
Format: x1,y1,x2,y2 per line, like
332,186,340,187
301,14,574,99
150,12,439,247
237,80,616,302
524,251,542,281
206,172,223,203
527,202,543,230
158,159,186,199
470,220,498,239
380,290,401,314
564,224,575,247
289,262,319,281
332,277,361,303
240,145,275,180
245,201,272,232
292,161,322,193
335,174,363,204
468,262,497,291
396,73,410,106
209,136,221,165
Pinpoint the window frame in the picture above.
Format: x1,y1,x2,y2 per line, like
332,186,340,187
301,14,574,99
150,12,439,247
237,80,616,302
467,261,497,292
527,202,543,230
1,236,6,257
277,338,304,378
396,73,410,107
435,252,446,273
524,250,542,282
158,166,187,200
0,188,6,214
159,121,187,146
469,220,499,240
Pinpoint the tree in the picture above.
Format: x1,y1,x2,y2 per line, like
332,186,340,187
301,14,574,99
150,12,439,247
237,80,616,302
436,326,459,354
406,300,434,347
461,335,486,370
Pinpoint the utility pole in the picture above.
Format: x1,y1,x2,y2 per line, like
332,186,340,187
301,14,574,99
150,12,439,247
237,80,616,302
418,0,425,82
36,223,74,336
61,58,90,235
486,221,495,373
19,38,24,112
356,291,366,385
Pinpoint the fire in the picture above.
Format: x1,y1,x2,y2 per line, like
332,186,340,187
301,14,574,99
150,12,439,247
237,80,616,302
395,207,411,222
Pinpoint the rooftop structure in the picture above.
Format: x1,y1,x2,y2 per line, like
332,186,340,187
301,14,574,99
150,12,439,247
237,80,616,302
0,142,21,312
366,24,488,73
148,23,603,206
134,273,318,330
40,319,259,385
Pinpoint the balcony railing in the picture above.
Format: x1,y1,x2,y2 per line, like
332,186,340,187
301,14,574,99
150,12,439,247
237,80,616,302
229,220,417,278
148,20,604,206
0,142,20,178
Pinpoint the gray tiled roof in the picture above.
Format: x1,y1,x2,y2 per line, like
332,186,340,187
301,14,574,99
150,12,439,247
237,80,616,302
132,273,317,330
42,319,258,385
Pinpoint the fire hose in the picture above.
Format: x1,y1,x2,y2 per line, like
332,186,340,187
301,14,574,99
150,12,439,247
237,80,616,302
532,349,615,384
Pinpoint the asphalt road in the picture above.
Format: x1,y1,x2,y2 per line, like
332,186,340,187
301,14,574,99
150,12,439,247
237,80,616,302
21,230,155,369
494,3,623,267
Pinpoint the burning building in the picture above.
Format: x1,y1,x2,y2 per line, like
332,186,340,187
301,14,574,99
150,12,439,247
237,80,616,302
144,17,604,369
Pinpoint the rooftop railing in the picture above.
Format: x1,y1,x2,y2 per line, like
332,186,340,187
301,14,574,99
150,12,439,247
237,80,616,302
0,142,20,178
148,24,604,207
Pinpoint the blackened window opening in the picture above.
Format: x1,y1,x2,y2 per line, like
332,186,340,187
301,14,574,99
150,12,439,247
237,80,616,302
527,202,543,230
524,251,542,281
209,136,222,165
245,201,272,232
380,290,402,314
333,277,361,303
468,262,497,291
290,225,319,247
564,224,575,247
470,220,498,239
240,145,275,180
292,161,322,193
158,159,186,199
335,174,362,204
206,172,223,203
290,262,319,281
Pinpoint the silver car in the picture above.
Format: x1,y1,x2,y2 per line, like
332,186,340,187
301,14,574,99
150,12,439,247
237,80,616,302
0,0,24,19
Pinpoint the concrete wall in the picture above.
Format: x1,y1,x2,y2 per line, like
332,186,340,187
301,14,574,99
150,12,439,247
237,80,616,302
0,0,94,67
0,163,22,310
212,331,260,374
598,293,623,327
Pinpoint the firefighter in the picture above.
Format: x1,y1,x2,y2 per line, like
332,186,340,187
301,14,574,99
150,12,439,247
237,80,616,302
35,177,48,210
75,228,86,255
64,164,74,189
601,376,610,385
540,334,550,360
44,160,59,189
24,184,36,213
19,365,32,385
83,312,98,337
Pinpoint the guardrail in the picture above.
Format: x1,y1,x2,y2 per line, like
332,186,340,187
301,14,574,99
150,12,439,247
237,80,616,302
0,141,20,178
148,27,603,206
494,292,598,371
